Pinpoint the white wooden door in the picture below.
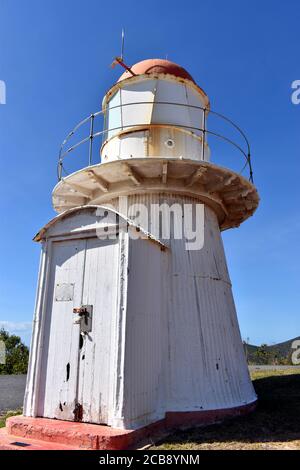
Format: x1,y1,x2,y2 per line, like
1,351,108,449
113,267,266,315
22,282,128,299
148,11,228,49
38,239,86,420
77,237,119,424
38,237,119,424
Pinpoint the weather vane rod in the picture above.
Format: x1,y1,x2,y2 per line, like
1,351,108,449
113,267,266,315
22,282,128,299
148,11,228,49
121,28,125,61
110,28,136,77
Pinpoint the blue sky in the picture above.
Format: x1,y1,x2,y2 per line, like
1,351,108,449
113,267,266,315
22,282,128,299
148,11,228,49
0,0,299,346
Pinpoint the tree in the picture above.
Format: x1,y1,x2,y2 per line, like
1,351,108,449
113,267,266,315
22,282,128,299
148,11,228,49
0,328,29,374
254,344,270,365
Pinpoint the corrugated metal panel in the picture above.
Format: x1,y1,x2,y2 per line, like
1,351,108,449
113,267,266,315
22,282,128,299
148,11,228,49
109,193,256,428
123,236,166,429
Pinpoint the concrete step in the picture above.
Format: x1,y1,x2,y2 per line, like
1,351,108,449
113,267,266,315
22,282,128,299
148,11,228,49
0,428,79,450
1,402,256,450
6,415,139,450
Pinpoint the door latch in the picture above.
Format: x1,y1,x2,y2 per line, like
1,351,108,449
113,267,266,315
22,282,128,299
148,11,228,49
73,305,93,333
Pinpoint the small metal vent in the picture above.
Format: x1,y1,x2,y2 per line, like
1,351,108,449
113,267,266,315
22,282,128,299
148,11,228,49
165,139,175,148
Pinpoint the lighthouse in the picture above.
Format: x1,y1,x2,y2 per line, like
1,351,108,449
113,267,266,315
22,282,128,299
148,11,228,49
1,59,259,450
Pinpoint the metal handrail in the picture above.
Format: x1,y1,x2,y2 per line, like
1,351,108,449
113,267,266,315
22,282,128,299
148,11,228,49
57,101,254,183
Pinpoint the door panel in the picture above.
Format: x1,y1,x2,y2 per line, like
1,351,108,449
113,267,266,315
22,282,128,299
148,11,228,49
39,239,86,420
38,237,119,424
77,237,119,424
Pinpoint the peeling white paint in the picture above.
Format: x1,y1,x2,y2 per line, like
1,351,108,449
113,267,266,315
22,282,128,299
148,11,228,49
24,203,256,429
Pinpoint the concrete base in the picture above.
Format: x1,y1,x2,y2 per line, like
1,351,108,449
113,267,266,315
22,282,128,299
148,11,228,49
0,402,256,450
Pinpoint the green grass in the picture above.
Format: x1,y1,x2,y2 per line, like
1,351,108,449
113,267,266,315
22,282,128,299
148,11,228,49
251,368,300,380
1,369,299,450
0,409,22,429
151,368,300,450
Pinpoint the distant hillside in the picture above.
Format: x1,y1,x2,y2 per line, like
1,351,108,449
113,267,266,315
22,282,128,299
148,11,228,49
244,337,300,365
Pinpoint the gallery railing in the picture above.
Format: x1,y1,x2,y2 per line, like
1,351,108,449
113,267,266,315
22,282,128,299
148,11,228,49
57,102,254,183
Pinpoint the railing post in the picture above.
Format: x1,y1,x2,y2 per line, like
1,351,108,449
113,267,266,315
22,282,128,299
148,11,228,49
202,108,207,161
88,114,95,166
248,153,254,183
58,159,63,181
102,106,107,145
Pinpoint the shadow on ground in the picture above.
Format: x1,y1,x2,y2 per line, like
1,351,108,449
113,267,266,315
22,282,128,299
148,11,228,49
152,373,300,449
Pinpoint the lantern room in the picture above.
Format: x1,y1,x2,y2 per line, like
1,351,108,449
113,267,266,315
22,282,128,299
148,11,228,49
101,59,211,163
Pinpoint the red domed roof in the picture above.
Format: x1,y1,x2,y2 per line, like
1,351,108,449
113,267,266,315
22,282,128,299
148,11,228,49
118,59,196,84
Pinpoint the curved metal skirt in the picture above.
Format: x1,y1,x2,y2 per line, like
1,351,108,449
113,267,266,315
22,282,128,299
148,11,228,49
107,193,257,430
